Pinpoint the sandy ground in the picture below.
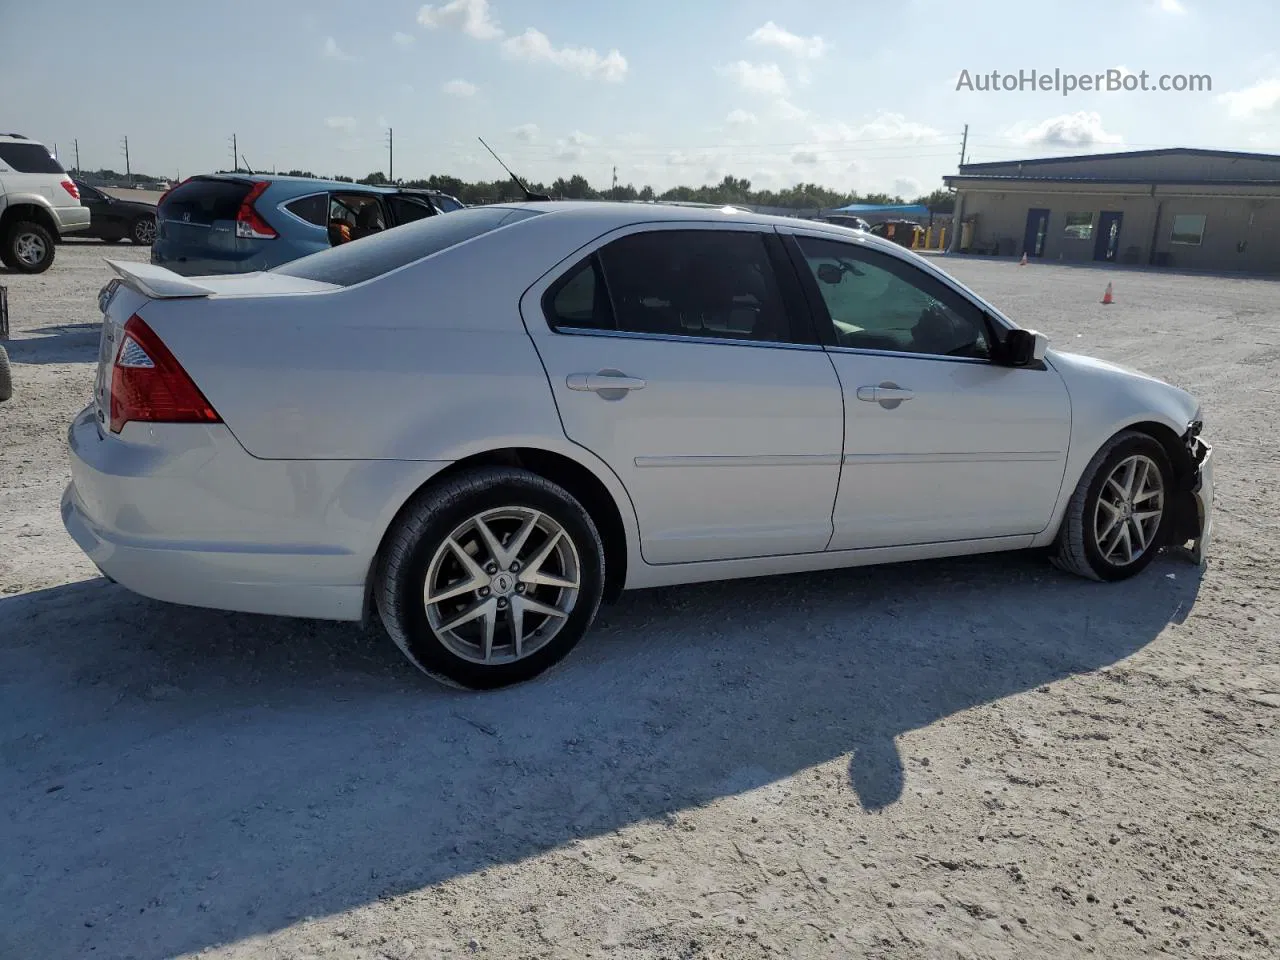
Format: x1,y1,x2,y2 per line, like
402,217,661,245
1,245,1277,960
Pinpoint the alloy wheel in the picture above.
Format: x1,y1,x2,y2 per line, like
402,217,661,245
1093,453,1165,566
134,218,157,244
14,231,48,266
423,506,581,665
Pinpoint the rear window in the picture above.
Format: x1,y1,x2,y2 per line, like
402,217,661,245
158,177,252,225
0,142,65,174
272,206,543,286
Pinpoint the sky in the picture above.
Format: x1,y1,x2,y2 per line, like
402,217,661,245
2,0,1279,196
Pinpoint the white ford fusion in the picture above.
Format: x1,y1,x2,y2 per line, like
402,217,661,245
63,202,1214,689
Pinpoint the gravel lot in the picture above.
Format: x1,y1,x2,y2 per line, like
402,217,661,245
1,242,1277,960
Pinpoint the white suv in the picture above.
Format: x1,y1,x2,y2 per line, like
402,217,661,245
0,133,89,273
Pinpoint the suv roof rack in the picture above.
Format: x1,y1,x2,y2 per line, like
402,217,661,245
0,133,29,139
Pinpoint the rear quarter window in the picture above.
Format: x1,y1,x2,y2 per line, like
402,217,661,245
283,193,329,226
0,142,66,174
272,206,543,286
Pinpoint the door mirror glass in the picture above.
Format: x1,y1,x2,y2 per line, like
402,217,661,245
1004,328,1049,366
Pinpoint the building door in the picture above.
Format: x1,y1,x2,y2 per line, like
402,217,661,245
1022,208,1050,257
1093,211,1123,261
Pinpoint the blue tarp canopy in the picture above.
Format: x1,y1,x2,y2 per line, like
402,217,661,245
829,203,931,219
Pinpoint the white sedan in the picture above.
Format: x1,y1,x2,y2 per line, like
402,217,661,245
63,202,1214,690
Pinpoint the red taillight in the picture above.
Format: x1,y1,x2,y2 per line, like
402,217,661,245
109,314,222,434
60,178,80,200
235,180,277,239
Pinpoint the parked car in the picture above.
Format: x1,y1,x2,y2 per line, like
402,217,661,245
65,203,1214,691
817,214,872,232
150,174,453,275
73,180,157,245
871,218,926,248
0,132,89,273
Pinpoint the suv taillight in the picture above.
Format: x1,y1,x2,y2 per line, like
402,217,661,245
60,178,80,200
110,314,222,433
235,180,277,239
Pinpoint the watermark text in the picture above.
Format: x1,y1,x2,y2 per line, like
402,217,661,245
956,68,1211,95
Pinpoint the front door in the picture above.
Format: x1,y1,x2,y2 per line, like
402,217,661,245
782,229,1072,550
1023,208,1050,257
1093,211,1123,261
520,223,845,565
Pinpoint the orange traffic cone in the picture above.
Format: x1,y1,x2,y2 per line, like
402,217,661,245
1019,252,1028,266
1101,282,1114,304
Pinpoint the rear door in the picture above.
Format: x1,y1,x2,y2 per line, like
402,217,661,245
520,221,845,565
387,194,439,227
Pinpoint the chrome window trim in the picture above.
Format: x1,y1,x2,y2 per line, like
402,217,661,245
277,191,330,228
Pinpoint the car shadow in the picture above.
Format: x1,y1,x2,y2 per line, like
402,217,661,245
0,550,1202,959
3,323,100,364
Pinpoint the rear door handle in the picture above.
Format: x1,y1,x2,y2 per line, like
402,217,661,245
856,386,913,402
567,372,648,393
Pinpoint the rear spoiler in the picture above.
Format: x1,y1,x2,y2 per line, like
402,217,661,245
104,259,215,300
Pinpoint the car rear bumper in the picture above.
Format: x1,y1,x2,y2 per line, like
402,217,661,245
61,405,444,621
53,205,91,235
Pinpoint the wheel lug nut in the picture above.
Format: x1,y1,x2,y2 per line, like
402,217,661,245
479,587,490,597
497,598,508,609
515,584,526,594
485,562,498,574
510,561,521,572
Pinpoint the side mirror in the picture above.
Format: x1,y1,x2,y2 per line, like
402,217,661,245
1004,328,1049,366
816,263,844,285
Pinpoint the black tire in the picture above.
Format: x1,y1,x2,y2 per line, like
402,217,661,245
375,466,606,690
3,220,56,274
0,345,11,402
130,216,156,245
1051,430,1173,582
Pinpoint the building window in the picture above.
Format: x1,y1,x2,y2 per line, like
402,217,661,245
1170,214,1207,246
1063,212,1095,240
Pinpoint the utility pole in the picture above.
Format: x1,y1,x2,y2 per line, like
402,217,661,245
74,138,80,175
947,124,968,254
230,134,238,173
386,127,394,182
612,165,618,194
121,135,132,186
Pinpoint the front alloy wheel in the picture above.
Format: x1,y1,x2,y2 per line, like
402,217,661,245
131,216,157,245
376,467,605,690
1052,430,1172,581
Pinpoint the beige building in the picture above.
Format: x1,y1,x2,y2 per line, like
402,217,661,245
943,148,1280,274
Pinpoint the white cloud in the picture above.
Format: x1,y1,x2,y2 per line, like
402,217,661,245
791,150,820,165
324,116,359,132
811,111,941,143
567,130,596,146
511,123,540,142
748,21,827,59
1156,0,1186,13
393,31,415,47
1012,111,1123,147
554,130,598,161
442,78,478,97
774,98,809,121
1218,78,1280,119
726,109,759,126
893,177,923,198
501,28,628,81
322,37,355,61
417,0,503,39
718,61,789,96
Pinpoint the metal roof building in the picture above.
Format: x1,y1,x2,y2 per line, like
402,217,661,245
942,148,1280,273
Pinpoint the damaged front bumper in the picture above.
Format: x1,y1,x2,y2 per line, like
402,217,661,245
1169,419,1214,566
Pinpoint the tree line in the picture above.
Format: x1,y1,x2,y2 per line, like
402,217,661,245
79,166,956,214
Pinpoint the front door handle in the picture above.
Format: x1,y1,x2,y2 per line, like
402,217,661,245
567,372,647,393
856,382,914,409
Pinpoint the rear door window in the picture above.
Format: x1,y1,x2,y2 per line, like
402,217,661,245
388,195,437,225
0,142,65,173
273,206,543,286
158,177,253,225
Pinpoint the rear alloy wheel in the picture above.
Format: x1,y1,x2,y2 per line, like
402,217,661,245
376,467,605,690
131,216,157,245
1051,430,1172,581
4,221,55,274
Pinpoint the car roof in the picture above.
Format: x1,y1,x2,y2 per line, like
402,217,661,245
494,199,916,257
191,173,401,195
